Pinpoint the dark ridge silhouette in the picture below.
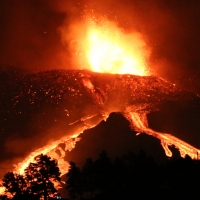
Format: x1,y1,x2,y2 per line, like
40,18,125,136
1,69,200,180
2,154,61,200
66,150,200,200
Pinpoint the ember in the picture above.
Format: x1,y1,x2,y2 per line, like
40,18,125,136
85,19,149,75
61,17,150,75
0,15,200,198
1,68,200,196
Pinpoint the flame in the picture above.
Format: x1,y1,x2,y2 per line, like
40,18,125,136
85,22,149,75
64,17,150,75
0,187,4,195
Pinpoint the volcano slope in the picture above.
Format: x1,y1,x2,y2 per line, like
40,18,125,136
0,69,200,175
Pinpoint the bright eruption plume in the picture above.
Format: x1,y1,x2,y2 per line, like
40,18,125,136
0,16,200,197
62,17,150,75
85,21,149,75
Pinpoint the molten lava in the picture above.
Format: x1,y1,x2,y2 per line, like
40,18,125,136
64,17,150,75
124,111,200,159
15,135,80,176
85,21,149,75
1,69,200,196
1,17,200,197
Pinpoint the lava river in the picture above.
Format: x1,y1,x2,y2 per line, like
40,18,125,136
0,69,200,183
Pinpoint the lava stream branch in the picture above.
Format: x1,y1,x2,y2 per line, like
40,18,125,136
124,112,200,159
15,135,80,176
1,69,200,196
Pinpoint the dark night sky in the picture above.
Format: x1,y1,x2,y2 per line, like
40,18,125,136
0,0,200,181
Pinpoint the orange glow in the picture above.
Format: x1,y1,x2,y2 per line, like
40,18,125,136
0,135,82,196
14,113,109,175
63,17,150,75
124,111,200,159
85,22,149,75
0,113,109,196
0,187,5,195
15,134,81,176
1,16,200,198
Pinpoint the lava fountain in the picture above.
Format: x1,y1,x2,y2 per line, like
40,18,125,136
0,17,200,196
61,17,150,75
83,20,150,75
15,18,151,175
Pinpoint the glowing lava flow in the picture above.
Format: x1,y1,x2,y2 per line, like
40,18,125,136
0,113,108,195
1,69,200,196
1,17,200,197
124,111,200,159
79,18,200,159
15,114,108,175
15,136,79,176
0,136,80,196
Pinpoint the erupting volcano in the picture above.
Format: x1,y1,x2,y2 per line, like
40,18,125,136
1,69,200,182
0,13,200,197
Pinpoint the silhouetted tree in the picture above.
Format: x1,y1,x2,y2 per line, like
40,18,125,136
66,162,83,200
25,154,61,200
2,154,61,200
2,172,26,198
165,154,200,199
94,150,113,195
82,157,96,199
65,150,200,200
